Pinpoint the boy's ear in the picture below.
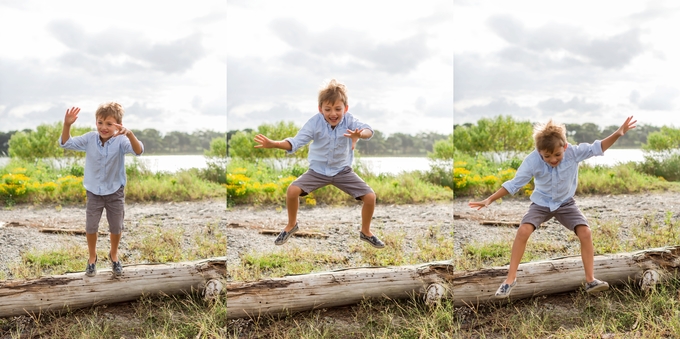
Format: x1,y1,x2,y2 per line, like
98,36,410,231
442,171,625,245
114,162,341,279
563,143,568,150
345,105,349,112
318,106,322,113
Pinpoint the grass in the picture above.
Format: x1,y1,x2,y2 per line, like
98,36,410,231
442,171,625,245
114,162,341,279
455,210,680,338
228,294,454,338
228,224,453,282
4,222,226,280
0,289,227,338
227,223,453,338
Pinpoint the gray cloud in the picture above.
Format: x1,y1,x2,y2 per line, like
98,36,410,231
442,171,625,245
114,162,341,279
269,18,431,74
627,1,680,24
487,15,644,70
126,102,165,119
629,90,640,104
636,86,679,110
537,97,602,113
456,98,537,121
48,20,206,74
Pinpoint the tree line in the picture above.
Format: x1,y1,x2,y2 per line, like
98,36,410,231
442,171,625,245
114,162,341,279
227,127,451,157
0,126,225,157
454,116,661,157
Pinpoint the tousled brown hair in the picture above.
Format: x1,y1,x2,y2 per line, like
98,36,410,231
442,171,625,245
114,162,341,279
318,79,348,108
534,119,567,152
95,102,124,124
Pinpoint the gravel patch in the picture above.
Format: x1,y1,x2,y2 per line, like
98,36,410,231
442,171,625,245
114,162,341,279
0,199,226,279
454,191,680,256
226,201,454,279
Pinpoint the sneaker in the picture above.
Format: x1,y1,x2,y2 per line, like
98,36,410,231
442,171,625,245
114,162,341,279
585,279,609,293
359,232,385,248
108,252,123,277
85,255,97,277
494,279,517,298
274,222,299,245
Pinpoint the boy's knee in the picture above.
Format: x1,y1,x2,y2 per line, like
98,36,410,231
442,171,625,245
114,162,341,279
287,185,302,197
361,192,376,203
517,223,535,238
575,225,591,239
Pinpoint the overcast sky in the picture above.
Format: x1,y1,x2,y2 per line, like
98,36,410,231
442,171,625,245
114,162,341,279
455,0,680,129
0,0,225,134
227,1,453,137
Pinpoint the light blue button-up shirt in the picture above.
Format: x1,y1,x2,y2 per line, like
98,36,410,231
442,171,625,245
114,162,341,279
502,141,604,211
285,112,373,177
59,131,144,196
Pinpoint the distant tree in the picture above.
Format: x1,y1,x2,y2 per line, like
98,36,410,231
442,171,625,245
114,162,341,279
0,131,17,157
8,122,91,162
229,121,308,160
453,115,533,161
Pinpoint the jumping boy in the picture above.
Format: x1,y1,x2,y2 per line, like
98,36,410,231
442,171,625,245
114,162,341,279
253,79,384,248
469,116,636,297
59,102,144,277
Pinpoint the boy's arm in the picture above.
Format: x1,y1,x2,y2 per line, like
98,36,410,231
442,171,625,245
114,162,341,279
61,107,80,144
468,187,510,210
600,116,636,152
254,135,292,151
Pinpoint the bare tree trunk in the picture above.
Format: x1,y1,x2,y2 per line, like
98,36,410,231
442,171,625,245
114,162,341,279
453,246,680,307
0,257,226,318
226,261,453,319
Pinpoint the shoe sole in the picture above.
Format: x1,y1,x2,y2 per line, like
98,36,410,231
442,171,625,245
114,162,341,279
275,226,298,245
360,237,385,248
108,253,123,276
85,271,96,277
586,285,609,293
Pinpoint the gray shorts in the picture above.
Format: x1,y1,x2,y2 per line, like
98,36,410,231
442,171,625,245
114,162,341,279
291,166,374,200
520,197,588,233
86,186,125,234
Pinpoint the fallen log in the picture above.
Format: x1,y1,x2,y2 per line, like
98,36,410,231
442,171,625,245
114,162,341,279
453,246,680,307
0,257,226,318
258,229,329,239
479,221,520,227
226,261,454,319
39,228,107,236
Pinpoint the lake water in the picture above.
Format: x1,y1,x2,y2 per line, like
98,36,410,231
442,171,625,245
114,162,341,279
581,148,645,167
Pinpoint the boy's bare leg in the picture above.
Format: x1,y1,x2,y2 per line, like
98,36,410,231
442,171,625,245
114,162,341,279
285,185,302,232
505,223,535,284
575,225,595,282
109,233,121,262
360,193,376,237
86,233,98,264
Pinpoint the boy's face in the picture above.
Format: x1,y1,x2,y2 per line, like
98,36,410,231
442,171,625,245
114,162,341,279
539,144,567,167
96,115,120,141
319,100,348,128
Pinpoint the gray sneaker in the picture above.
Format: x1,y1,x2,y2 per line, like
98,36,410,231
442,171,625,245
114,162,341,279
108,252,123,277
85,255,97,277
494,279,517,298
359,232,385,248
585,279,609,293
274,222,298,245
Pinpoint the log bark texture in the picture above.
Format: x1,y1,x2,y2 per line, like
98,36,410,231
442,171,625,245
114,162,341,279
453,246,680,307
226,261,453,319
0,257,226,318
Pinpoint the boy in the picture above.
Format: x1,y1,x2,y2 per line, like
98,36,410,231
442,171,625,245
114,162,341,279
469,116,636,297
253,79,384,248
59,102,144,277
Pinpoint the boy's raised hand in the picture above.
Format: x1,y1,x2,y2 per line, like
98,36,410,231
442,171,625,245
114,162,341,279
468,199,491,210
618,116,637,136
113,123,130,137
64,107,80,125
343,128,363,150
254,134,274,148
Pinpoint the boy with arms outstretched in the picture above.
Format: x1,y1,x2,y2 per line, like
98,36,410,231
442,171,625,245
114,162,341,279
253,79,384,248
60,102,144,277
469,116,636,297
